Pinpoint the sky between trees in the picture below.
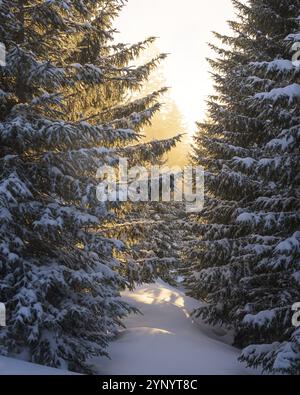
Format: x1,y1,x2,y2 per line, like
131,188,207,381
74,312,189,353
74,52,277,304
115,0,235,132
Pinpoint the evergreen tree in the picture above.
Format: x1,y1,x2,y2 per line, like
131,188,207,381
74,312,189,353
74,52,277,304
111,200,187,287
0,0,179,372
184,0,300,374
92,41,186,287
109,43,189,285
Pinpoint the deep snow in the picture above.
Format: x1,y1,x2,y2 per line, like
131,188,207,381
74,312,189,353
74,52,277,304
92,281,257,375
1,281,258,375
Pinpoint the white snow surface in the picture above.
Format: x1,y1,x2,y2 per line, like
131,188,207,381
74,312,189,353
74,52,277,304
92,281,257,375
0,356,75,375
1,281,259,375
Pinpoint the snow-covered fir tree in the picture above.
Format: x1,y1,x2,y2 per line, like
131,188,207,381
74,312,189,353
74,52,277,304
104,43,188,286
184,0,300,374
0,0,179,373
107,199,187,287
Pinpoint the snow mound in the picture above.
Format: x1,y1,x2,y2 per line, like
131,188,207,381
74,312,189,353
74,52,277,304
92,281,258,375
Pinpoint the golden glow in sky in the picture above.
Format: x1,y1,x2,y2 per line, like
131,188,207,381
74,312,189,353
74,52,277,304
115,0,235,133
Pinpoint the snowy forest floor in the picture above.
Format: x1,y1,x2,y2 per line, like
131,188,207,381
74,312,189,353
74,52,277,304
92,281,258,375
0,356,75,375
0,281,259,375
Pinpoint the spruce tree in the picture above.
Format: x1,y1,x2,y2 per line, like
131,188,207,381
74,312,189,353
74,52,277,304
0,0,179,372
184,0,300,374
